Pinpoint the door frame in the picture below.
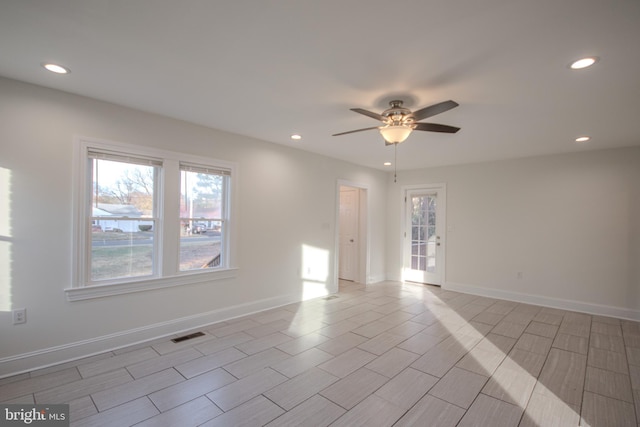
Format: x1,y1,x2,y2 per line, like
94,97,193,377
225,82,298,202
401,183,447,286
333,180,370,293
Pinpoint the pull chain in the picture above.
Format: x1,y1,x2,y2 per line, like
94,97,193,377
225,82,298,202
394,142,397,183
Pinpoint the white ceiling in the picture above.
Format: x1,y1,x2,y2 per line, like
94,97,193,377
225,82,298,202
1,0,639,171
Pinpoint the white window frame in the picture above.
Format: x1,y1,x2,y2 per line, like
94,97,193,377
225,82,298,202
66,136,238,301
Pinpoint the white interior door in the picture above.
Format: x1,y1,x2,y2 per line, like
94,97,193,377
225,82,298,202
339,187,359,281
403,188,444,285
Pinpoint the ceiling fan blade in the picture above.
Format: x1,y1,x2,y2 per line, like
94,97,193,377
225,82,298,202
411,100,459,121
350,108,386,122
332,126,379,136
413,122,461,133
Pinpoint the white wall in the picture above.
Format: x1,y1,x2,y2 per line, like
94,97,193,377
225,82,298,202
387,147,640,319
0,77,388,374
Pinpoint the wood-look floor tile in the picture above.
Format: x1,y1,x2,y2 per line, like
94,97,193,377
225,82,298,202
91,368,184,411
330,394,406,427
71,396,158,427
456,345,507,376
584,366,633,403
397,330,448,355
626,347,640,366
429,366,489,409
174,347,247,379
265,395,345,427
193,332,253,355
591,332,626,354
375,367,438,410
0,367,81,402
385,320,427,338
558,320,591,338
588,347,629,374
357,332,406,355
395,394,465,427
411,334,480,378
234,331,292,355
201,395,284,427
316,319,360,338
350,320,395,338
457,393,522,427
524,321,559,339
126,347,201,379
320,368,388,410
208,318,262,338
581,391,636,427
77,347,158,378
553,333,589,355
216,347,289,379
275,332,329,355
592,321,623,336
244,319,292,338
519,391,580,427
317,347,377,378
533,311,563,326
271,347,334,378
491,320,528,339
503,311,535,325
34,368,132,404
2,394,35,404
135,395,222,427
29,353,113,378
68,395,97,423
264,367,339,410
206,368,287,411
514,333,553,355
535,348,587,407
365,347,419,378
316,332,369,356
482,363,537,408
473,311,505,326
148,368,236,412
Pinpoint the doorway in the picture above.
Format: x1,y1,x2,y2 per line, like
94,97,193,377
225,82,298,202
403,185,446,285
336,183,368,287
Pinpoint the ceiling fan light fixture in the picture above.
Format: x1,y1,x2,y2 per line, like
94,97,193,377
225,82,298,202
379,125,412,144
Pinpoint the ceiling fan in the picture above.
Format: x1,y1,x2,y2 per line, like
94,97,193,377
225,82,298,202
333,99,460,145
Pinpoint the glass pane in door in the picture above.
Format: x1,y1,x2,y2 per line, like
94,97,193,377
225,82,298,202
411,194,437,273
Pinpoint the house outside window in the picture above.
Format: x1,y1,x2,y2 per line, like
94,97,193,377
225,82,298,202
67,137,236,301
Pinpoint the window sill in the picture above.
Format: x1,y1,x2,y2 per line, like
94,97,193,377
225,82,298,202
64,268,238,301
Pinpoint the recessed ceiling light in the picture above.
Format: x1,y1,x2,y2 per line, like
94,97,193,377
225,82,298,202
290,134,302,140
575,136,591,143
383,162,392,166
42,63,70,74
569,57,598,70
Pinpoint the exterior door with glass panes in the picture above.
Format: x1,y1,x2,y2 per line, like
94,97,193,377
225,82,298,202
404,189,443,285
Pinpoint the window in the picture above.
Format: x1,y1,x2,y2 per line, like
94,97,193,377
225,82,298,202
67,137,236,301
179,164,229,271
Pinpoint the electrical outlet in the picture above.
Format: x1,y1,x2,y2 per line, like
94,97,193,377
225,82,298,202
12,308,26,325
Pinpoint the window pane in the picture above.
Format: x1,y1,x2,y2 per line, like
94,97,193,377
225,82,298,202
180,169,225,271
92,159,156,217
90,158,157,282
91,220,154,280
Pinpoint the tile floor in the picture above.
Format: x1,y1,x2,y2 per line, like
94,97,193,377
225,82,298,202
1,280,640,426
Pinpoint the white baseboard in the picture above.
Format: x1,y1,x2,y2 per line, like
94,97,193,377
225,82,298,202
444,281,640,321
0,293,300,379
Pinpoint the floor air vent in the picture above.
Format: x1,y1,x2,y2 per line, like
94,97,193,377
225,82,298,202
171,331,205,343
323,295,339,300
